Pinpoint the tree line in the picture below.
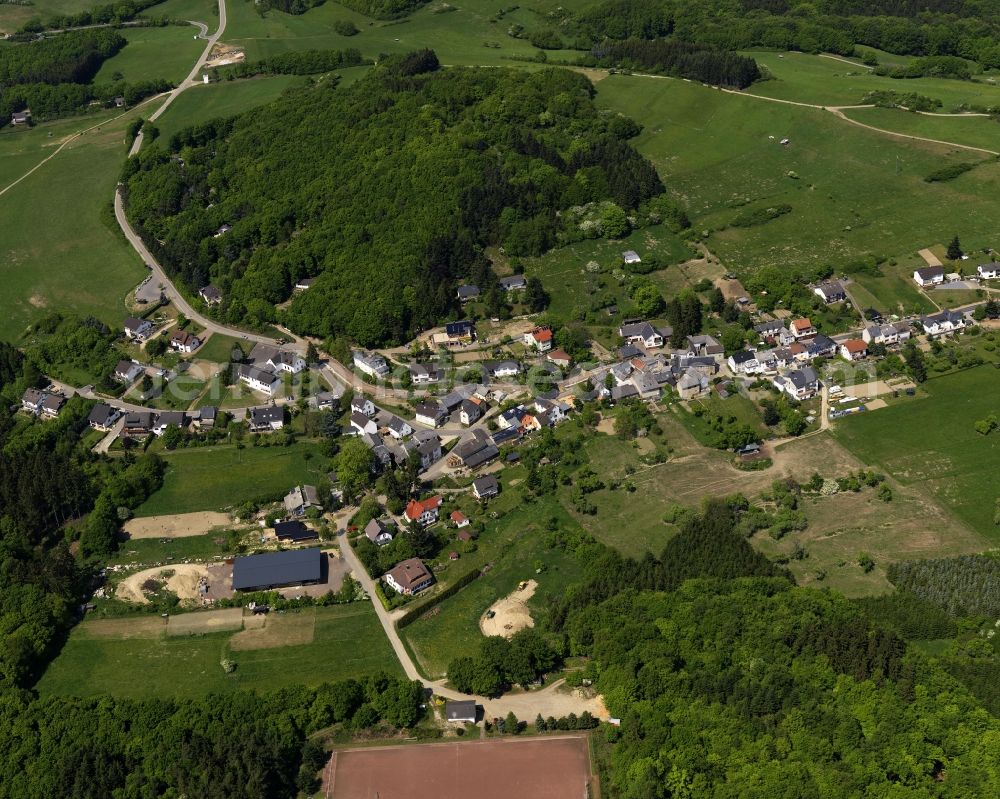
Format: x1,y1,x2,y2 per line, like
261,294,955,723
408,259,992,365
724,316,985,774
223,47,369,78
0,29,124,87
583,37,761,88
0,77,170,124
17,0,162,34
122,53,665,346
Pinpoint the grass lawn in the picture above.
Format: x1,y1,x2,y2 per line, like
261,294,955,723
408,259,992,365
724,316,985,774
832,366,1000,541
94,25,206,85
145,0,218,22
848,257,937,316
0,0,93,32
153,75,307,142
749,50,1000,111
401,499,587,678
37,603,401,698
196,332,245,363
135,441,327,516
0,109,146,342
841,107,1000,155
149,373,207,410
595,75,1000,278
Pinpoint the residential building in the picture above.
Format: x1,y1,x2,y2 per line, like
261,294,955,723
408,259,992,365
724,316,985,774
114,359,144,383
199,285,222,305
619,321,663,349
444,320,475,343
524,327,553,352
472,474,499,500
169,330,202,353
546,348,572,368
499,275,527,291
124,317,153,340
405,496,442,525
267,351,307,374
20,388,47,414
415,401,447,428
122,411,155,437
486,361,520,379
351,396,376,417
676,370,709,399
686,334,724,357
231,548,322,591
913,266,945,287
456,285,480,302
152,411,187,436
238,364,280,395
789,318,815,339
921,309,966,337
813,281,847,303
386,416,413,440
445,700,477,723
197,406,218,428
11,110,31,125
450,511,470,528
862,323,908,346
754,320,795,346
727,350,760,375
274,520,317,543
807,334,837,359
284,485,322,516
353,351,389,379
294,277,315,291
408,362,441,385
774,366,819,400
453,428,499,469
840,339,868,361
365,518,395,546
459,398,483,426
977,263,1000,279
88,403,122,432
314,392,338,411
351,412,378,436
384,558,433,596
622,250,642,265
248,405,285,432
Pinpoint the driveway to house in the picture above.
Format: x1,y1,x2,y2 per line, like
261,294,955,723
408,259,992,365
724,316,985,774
92,417,125,453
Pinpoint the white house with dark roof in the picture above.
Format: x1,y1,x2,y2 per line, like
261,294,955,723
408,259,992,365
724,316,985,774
472,474,499,500
913,265,945,287
199,285,222,305
353,351,389,379
619,321,663,349
774,366,819,400
123,317,153,340
350,412,378,436
169,330,202,353
152,412,188,436
408,362,441,384
267,351,306,374
415,401,447,428
727,350,760,375
364,518,395,546
238,364,281,395
921,309,966,337
248,405,284,432
385,416,413,440
977,263,1000,279
351,396,376,417
456,284,480,302
813,281,847,303
88,403,122,431
21,388,47,414
114,360,143,383
500,275,527,291
862,323,909,346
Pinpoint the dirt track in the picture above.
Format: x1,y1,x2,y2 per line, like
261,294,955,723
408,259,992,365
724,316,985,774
124,511,233,539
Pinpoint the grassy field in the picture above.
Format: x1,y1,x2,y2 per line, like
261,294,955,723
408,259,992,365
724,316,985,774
833,366,1000,541
37,603,401,698
749,50,1000,111
145,0,217,22
0,0,93,32
594,74,1000,277
841,107,1000,154
848,258,938,316
153,75,307,141
196,332,244,363
0,109,146,342
401,499,587,678
93,25,205,85
135,441,327,516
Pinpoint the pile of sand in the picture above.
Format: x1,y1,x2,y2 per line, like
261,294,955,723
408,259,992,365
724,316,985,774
480,579,537,638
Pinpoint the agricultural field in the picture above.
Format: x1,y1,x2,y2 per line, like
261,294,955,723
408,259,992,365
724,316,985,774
594,75,1000,277
0,0,93,32
93,25,205,85
749,50,1000,111
144,0,217,22
401,499,588,678
37,603,401,698
135,441,327,516
0,110,147,342
832,366,1000,541
153,74,307,142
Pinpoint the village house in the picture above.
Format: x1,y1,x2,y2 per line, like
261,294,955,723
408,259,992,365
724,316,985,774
486,360,520,379
350,412,378,436
807,334,837,359
686,334,724,358
365,518,395,546
152,412,188,437
248,405,285,432
405,496,443,526
456,285,480,303
353,351,390,379
273,519,317,543
314,392,338,411
472,474,500,500
546,349,572,368
977,263,1000,279
414,435,443,469
755,349,778,374
114,359,143,383
727,350,760,375
813,281,847,304
774,366,819,401
921,309,966,337
11,110,31,125
789,318,815,339
123,317,153,341
294,277,315,291
408,362,441,385
445,700,477,724
619,321,663,349
238,364,281,396
122,411,155,438
415,401,447,428
443,320,475,344
913,265,945,287
524,326,553,352
38,393,65,418
459,398,483,426
284,485,322,516
450,511,470,528
351,396,376,417
87,403,122,432
676,370,709,399
196,406,218,429
385,416,414,440
20,388,47,415
840,339,868,361
267,351,307,374
385,558,433,596
454,428,499,469
199,285,222,305
623,250,642,265
169,330,202,353
500,274,527,291
754,319,795,346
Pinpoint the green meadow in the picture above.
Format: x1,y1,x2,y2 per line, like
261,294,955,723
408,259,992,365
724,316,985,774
0,0,93,32
38,604,401,698
833,366,1000,541
135,441,327,516
594,74,1000,276
841,106,1000,154
94,25,206,85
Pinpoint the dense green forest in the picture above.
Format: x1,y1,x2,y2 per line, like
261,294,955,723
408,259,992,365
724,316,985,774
122,53,664,345
583,38,761,88
566,0,1000,69
222,47,368,78
338,0,427,19
0,29,124,86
